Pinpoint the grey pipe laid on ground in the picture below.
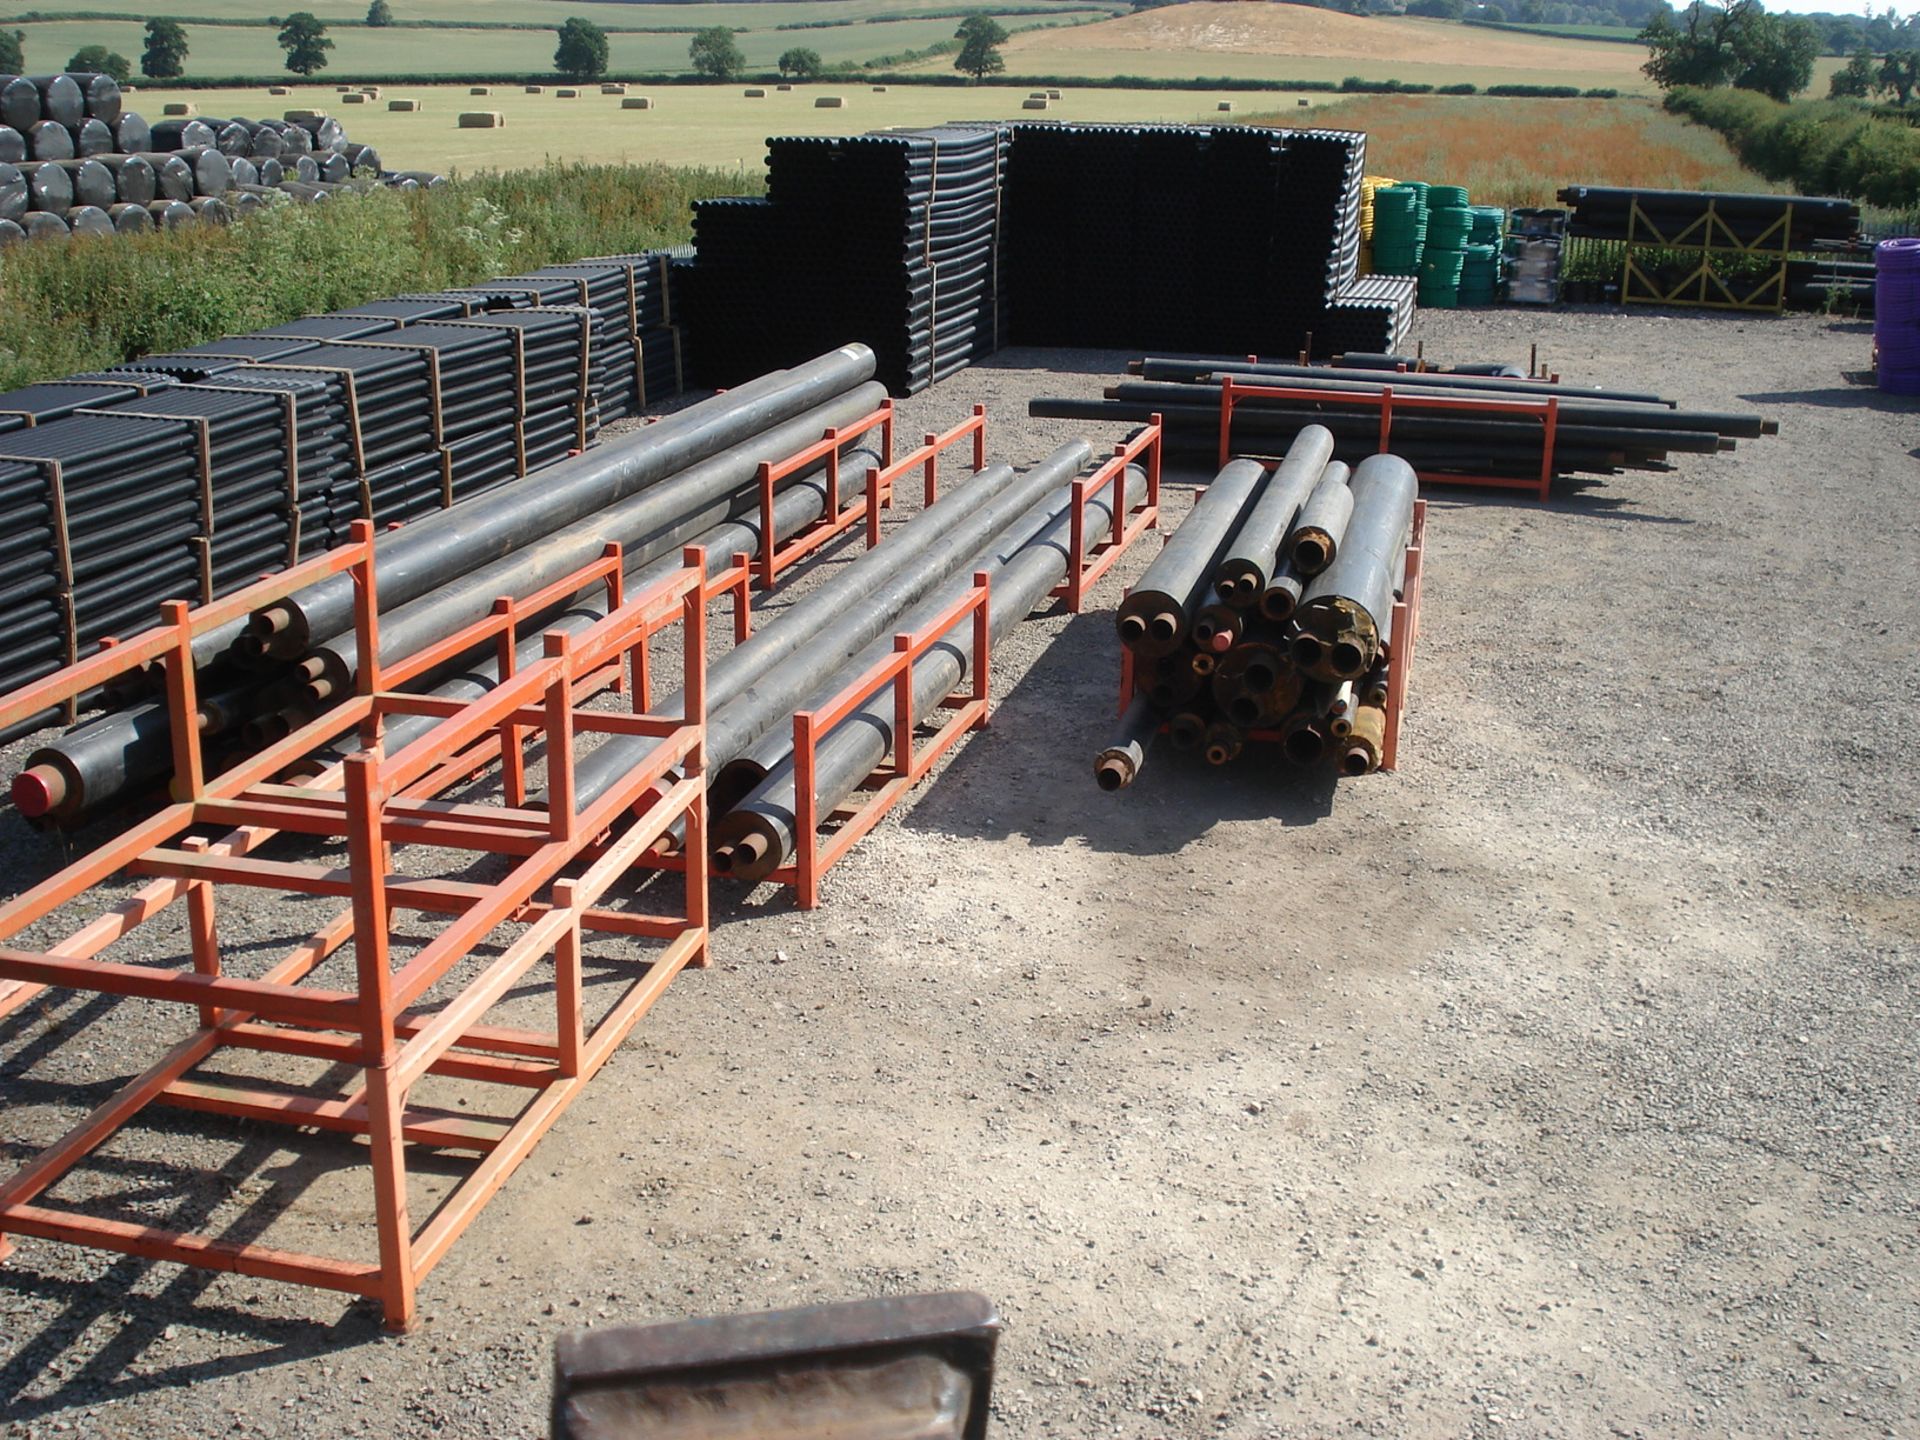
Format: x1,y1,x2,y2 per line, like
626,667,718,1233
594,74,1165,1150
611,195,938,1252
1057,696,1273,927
708,452,1117,818
1094,694,1160,793
304,388,888,694
1116,457,1267,660
554,439,1095,813
1294,454,1419,683
241,343,878,663
714,457,1137,882
1212,425,1334,608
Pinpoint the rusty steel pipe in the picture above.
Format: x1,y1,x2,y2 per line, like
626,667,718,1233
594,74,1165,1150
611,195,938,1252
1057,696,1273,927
1212,425,1333,607
1116,457,1266,659
1094,694,1159,793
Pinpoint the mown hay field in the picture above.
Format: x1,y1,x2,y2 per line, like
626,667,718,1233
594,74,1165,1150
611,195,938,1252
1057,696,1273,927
1251,94,1772,207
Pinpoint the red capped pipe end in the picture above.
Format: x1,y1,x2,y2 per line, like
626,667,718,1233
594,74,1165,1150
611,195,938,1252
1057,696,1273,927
1206,630,1233,654
13,764,64,818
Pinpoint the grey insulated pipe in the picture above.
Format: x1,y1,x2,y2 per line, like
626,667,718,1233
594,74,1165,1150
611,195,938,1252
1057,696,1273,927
1287,464,1354,577
304,386,890,693
1094,694,1160,793
1115,457,1267,659
1212,424,1333,609
1294,453,1418,683
556,439,1095,813
713,459,1138,883
241,344,878,664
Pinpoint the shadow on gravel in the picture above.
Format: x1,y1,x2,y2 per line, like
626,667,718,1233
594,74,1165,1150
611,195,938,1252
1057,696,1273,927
0,1118,385,1424
896,609,1338,856
1428,489,1695,526
1740,386,1909,410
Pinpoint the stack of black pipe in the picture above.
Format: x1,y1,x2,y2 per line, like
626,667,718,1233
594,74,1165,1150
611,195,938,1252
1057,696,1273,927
1097,429,1416,791
0,413,209,655
1000,122,1392,359
1031,354,1776,487
1556,186,1859,247
211,366,356,559
686,125,1008,395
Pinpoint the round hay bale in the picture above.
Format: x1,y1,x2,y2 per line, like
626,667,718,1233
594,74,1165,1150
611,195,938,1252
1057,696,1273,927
341,92,367,104
388,98,421,112
621,96,653,110
556,88,579,98
360,87,381,97
457,111,505,128
161,102,196,117
872,85,888,92
776,84,792,92
1029,91,1047,99
525,84,544,93
1297,97,1310,107
1020,98,1048,110
743,87,766,98
601,83,626,94
813,95,845,108
1048,89,1061,98
337,85,353,93
268,86,291,97
470,86,490,96
1217,101,1233,112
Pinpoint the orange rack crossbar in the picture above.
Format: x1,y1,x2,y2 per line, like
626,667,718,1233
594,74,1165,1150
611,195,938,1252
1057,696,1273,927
1117,499,1426,772
861,404,988,537
0,523,712,1332
1053,416,1162,613
775,574,991,910
1217,375,1563,502
754,399,896,591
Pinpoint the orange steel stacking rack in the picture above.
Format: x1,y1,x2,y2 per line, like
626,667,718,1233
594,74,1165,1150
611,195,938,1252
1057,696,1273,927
0,521,710,1331
1217,375,1564,502
1117,498,1425,771
1052,418,1161,613
777,574,992,910
753,397,897,591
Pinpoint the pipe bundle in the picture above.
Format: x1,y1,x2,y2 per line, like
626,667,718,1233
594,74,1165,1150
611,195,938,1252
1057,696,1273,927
10,346,879,823
0,76,436,245
1098,429,1415,791
1031,354,1775,488
1556,185,1858,249
685,125,1009,396
0,252,684,712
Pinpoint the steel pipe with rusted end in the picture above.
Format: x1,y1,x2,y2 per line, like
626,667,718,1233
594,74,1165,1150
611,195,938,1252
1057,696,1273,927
1115,457,1266,659
1288,463,1353,576
1203,721,1242,767
1095,695,1159,792
1296,454,1418,682
1212,425,1333,606
1342,704,1386,775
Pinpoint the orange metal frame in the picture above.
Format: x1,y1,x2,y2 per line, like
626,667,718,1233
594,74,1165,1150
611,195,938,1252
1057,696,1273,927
860,404,989,545
1117,499,1426,772
754,399,896,591
0,522,711,1332
1217,375,1563,502
1052,416,1162,613
777,575,992,910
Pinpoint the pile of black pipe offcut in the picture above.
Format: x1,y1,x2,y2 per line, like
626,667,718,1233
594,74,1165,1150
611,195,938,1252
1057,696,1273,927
1031,354,1776,489
1096,429,1416,793
1556,186,1858,248
685,125,1008,395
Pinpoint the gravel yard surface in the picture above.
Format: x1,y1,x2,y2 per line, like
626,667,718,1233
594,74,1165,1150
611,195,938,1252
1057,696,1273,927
0,307,1914,1438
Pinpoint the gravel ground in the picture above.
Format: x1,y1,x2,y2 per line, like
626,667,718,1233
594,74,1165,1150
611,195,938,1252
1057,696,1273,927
0,307,1915,1439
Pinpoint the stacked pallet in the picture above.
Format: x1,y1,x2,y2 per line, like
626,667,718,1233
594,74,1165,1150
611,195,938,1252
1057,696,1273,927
685,126,1008,395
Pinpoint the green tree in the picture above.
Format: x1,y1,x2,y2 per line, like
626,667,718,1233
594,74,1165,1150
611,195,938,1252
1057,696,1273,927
953,14,1009,79
777,45,823,79
1881,49,1920,104
1481,3,1507,19
141,17,189,78
366,0,394,25
277,12,333,75
688,25,744,79
1640,1,1743,90
1408,0,1466,18
1730,10,1818,100
0,29,23,72
1829,47,1876,97
554,17,610,79
66,43,131,83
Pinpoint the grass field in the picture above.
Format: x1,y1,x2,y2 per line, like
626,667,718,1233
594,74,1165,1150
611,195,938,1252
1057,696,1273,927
1249,93,1770,207
129,80,1342,171
971,3,1654,92
12,9,1107,79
